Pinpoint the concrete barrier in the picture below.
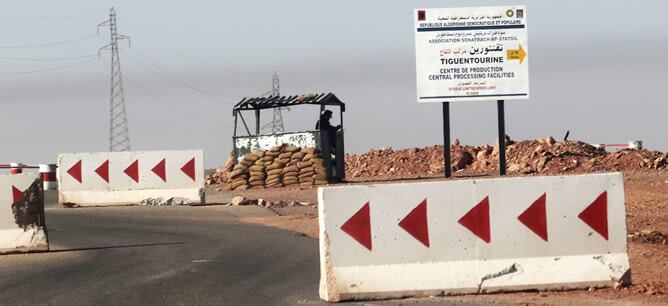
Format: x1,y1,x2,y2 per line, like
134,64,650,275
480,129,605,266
0,173,49,254
57,150,204,206
318,173,630,301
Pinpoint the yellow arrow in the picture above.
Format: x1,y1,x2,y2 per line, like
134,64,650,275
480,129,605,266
506,44,527,64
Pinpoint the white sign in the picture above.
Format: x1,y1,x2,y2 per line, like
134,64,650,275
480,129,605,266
414,6,529,102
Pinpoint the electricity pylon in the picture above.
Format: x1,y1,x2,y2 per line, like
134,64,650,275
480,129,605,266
99,7,131,151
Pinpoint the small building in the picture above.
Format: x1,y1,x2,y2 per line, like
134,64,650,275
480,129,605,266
232,93,346,183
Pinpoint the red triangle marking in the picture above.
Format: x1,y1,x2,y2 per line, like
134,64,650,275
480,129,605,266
578,191,608,240
12,186,23,203
518,193,548,242
341,202,372,251
151,159,167,182
67,160,82,183
124,160,139,183
398,198,430,247
95,160,110,183
181,158,196,181
458,196,491,243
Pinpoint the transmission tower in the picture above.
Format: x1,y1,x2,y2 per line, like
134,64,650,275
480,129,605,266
270,71,285,133
262,71,286,134
98,7,131,152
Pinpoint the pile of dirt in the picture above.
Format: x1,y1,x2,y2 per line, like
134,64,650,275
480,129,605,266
206,145,328,190
345,137,668,178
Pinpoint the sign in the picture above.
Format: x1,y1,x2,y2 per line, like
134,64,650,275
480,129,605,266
414,5,529,102
318,173,630,301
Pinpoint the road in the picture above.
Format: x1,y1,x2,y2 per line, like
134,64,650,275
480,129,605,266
1,191,325,305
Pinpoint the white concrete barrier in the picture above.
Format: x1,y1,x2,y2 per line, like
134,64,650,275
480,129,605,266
57,150,204,206
0,173,49,254
318,173,630,301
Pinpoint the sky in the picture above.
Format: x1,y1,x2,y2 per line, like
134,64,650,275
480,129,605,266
1,1,667,169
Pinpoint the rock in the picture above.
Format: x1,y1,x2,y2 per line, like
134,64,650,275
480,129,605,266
452,151,473,171
545,136,556,145
231,196,249,206
140,197,190,206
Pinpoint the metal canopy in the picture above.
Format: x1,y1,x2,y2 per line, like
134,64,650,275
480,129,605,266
233,93,345,113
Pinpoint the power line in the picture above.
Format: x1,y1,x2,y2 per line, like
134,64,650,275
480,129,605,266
0,33,97,49
0,58,97,75
97,57,228,128
128,48,240,100
123,74,228,128
0,54,98,62
120,48,238,104
117,15,242,74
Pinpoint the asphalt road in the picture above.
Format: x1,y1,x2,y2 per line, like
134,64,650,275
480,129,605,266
1,191,324,306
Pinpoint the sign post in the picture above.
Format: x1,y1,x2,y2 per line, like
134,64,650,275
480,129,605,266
442,102,451,178
414,5,529,176
497,100,506,175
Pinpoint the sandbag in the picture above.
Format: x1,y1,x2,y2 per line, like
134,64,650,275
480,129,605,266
282,171,298,178
297,161,313,169
233,163,248,171
283,165,298,173
249,181,265,187
232,179,248,189
230,169,248,179
265,177,281,186
266,162,285,171
291,152,305,160
249,175,266,183
299,171,314,179
249,165,265,172
282,145,300,153
250,150,265,158
267,168,283,176
301,147,317,155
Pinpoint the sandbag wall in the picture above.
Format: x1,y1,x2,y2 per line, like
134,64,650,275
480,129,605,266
225,145,327,191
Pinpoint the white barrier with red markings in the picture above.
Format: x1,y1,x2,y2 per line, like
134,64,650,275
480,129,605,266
318,173,630,302
0,173,49,254
57,150,204,206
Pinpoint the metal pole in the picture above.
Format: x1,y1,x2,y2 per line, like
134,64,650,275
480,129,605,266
497,100,506,176
255,109,260,135
233,110,238,137
442,102,452,178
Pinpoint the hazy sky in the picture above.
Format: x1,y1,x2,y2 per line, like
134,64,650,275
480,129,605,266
1,1,667,168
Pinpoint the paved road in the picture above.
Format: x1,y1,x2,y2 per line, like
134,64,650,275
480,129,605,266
1,191,325,305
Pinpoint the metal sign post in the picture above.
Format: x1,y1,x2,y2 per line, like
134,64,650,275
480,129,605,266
442,102,452,178
497,100,506,176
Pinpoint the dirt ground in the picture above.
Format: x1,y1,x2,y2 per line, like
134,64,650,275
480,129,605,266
216,169,668,305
